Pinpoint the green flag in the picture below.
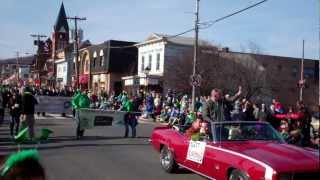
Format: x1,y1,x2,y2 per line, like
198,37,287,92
37,128,53,141
14,127,29,144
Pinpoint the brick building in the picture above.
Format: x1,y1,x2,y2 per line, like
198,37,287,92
220,51,319,107
0,55,35,85
77,40,137,95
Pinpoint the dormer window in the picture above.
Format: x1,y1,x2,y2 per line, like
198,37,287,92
93,51,97,67
100,50,104,66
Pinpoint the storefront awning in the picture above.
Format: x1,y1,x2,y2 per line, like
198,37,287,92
122,75,161,86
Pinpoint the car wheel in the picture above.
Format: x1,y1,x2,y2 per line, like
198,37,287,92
160,146,178,173
229,169,249,180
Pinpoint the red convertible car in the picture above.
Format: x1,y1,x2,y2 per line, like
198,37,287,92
151,121,319,180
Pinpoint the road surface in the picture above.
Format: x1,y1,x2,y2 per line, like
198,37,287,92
0,114,203,180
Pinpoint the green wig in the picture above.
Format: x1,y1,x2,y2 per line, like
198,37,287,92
1,150,40,176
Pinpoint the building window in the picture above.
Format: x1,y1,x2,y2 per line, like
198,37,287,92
156,53,160,71
292,65,298,77
100,56,104,67
141,56,145,71
85,60,89,72
148,55,152,69
93,51,98,67
99,50,104,67
93,57,96,67
24,74,28,78
63,66,66,72
304,68,314,79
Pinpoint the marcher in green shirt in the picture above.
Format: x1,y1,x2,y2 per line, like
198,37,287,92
72,92,90,110
72,90,90,139
121,99,133,112
121,97,137,138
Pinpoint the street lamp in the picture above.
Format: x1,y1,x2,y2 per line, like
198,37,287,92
144,66,151,92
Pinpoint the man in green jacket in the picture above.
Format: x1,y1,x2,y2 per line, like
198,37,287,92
72,90,90,139
121,97,137,138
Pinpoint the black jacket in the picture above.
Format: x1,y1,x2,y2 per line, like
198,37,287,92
202,95,240,122
8,94,22,117
21,92,38,115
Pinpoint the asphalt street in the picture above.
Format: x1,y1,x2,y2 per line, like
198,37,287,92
0,114,203,180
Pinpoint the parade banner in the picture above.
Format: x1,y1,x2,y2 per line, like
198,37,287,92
35,96,72,114
186,141,206,164
78,109,127,129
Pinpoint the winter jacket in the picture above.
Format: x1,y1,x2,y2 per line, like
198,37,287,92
8,95,22,117
202,94,240,122
21,92,38,115
146,95,154,113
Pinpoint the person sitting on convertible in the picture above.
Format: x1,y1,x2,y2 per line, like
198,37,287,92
185,117,209,141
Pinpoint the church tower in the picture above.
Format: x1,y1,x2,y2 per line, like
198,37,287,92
52,2,69,58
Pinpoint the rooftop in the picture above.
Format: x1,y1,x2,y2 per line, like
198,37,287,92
0,55,35,65
136,33,211,47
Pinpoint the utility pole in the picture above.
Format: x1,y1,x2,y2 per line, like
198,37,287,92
191,0,200,112
299,40,305,102
66,16,86,89
30,34,47,79
318,0,320,106
15,51,19,82
14,51,32,86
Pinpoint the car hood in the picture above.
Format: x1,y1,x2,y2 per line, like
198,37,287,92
222,141,320,172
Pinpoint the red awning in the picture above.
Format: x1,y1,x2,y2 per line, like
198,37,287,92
79,75,89,84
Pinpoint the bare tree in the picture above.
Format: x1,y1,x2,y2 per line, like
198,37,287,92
165,42,277,101
165,45,221,96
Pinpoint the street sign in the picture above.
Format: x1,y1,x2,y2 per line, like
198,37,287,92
298,79,306,88
190,74,202,87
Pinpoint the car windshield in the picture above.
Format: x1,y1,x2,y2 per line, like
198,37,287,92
213,122,285,142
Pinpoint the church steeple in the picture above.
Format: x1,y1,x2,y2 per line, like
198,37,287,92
54,2,69,32
52,2,70,57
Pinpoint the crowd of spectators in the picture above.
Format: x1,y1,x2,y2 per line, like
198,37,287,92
0,85,319,148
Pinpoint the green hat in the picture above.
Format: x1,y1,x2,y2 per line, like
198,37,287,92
1,150,40,176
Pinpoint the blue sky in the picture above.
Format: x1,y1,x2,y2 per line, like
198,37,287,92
0,0,318,59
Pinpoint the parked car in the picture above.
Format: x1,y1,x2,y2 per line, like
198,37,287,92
151,121,320,180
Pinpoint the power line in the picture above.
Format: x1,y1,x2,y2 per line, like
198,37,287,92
98,28,195,49
107,0,269,49
199,0,269,29
164,28,195,39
